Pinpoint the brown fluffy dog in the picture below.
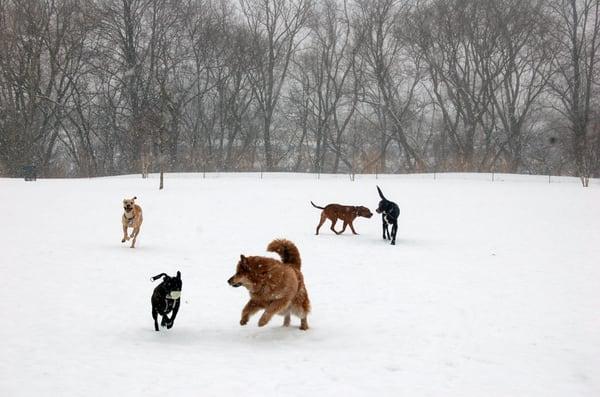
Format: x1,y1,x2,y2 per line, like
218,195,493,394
121,196,143,248
227,239,311,330
311,201,373,235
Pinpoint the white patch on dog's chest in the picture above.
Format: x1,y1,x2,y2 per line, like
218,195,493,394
124,213,135,226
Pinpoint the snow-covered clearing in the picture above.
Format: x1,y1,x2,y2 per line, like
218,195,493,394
0,173,598,396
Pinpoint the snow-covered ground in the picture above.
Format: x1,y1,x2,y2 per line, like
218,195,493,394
0,172,598,396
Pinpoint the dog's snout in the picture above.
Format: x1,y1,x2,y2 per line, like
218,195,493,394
228,276,241,287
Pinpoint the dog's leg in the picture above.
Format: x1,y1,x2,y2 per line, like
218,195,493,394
330,218,340,234
391,222,398,245
337,221,347,234
166,300,180,329
122,224,129,243
283,313,291,327
299,316,309,331
258,299,290,327
315,213,327,235
348,221,359,235
240,300,261,325
130,225,140,248
382,216,389,240
152,307,159,331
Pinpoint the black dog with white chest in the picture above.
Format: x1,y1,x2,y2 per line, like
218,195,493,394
150,272,182,331
376,186,400,245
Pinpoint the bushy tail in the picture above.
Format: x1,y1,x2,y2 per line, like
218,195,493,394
267,239,301,270
310,201,324,210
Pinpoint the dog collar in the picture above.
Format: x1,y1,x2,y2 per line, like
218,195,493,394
168,291,181,300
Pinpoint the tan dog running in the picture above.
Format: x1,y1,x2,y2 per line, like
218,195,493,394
227,239,311,330
121,196,143,248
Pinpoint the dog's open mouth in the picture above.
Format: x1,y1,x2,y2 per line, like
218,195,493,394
231,283,242,288
168,291,181,299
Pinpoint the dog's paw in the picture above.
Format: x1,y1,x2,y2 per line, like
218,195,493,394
258,316,269,327
166,322,174,329
299,324,309,331
240,317,248,326
121,238,126,243
391,241,395,245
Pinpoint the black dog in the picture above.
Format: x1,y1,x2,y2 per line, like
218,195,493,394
376,186,400,245
150,272,182,331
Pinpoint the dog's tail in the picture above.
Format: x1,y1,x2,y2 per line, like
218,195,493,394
267,239,301,270
376,186,387,201
310,201,325,210
150,273,168,282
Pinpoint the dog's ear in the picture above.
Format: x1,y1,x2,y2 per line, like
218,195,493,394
239,255,249,269
176,271,181,279
133,196,137,200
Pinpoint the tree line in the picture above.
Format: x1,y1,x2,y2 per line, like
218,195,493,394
0,0,598,185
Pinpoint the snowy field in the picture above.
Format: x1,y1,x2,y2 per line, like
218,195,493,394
0,172,599,396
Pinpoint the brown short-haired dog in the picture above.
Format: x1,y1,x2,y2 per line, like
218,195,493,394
311,201,373,235
121,196,143,248
227,239,311,330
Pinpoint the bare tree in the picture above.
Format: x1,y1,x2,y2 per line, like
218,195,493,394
409,0,508,171
486,0,556,173
354,0,425,172
0,0,95,176
548,0,600,186
240,0,312,170
286,0,357,173
0,0,596,180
